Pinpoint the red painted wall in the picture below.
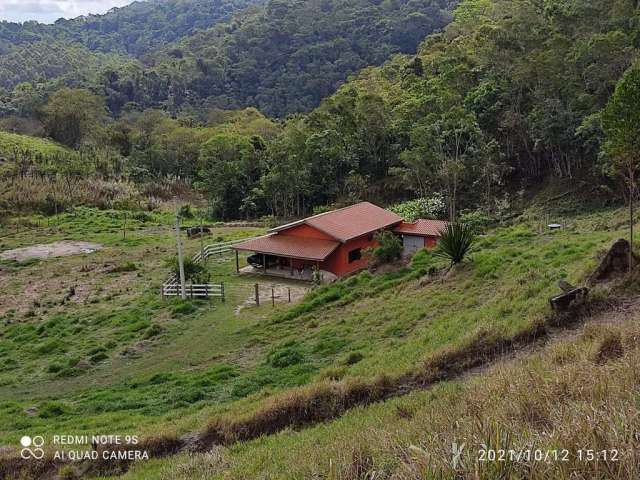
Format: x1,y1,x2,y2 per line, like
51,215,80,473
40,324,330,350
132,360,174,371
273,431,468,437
322,234,376,276
424,236,439,249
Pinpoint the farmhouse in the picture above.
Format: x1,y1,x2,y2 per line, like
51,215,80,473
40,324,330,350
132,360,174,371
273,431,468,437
232,202,447,281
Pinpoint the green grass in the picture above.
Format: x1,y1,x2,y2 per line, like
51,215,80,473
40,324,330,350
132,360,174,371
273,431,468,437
0,131,71,157
0,204,636,479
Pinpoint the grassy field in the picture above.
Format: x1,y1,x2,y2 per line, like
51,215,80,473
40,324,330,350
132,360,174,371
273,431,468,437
0,131,70,158
0,202,637,478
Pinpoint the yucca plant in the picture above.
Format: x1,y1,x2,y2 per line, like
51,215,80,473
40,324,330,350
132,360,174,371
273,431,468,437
435,222,475,265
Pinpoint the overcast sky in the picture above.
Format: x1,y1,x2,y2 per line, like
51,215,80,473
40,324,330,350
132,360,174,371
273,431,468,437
0,0,135,24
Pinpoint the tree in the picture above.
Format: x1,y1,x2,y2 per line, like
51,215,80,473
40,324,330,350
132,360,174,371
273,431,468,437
43,88,107,148
602,62,640,271
198,133,261,219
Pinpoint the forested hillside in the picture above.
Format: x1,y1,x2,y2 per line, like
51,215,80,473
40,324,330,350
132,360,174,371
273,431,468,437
0,0,454,117
0,0,264,57
1,0,639,222
121,0,455,116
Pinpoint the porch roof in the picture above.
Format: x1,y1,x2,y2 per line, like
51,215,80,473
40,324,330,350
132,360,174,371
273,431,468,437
232,234,340,261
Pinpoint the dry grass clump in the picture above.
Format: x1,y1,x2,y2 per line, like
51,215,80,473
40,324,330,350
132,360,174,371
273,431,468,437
0,176,139,213
0,175,200,215
377,321,640,480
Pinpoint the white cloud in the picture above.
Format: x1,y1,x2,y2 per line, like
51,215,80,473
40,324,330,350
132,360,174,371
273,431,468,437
0,0,134,24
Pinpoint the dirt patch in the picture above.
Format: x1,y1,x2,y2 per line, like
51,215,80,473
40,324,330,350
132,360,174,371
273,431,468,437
0,241,103,262
235,284,309,314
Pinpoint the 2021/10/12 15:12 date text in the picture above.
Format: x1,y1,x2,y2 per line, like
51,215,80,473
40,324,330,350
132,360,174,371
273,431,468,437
478,447,620,463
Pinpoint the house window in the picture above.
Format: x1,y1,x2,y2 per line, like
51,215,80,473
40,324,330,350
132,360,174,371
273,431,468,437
348,248,362,263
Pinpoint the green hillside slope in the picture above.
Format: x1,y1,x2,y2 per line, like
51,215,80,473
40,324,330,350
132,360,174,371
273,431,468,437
0,199,635,479
0,130,70,157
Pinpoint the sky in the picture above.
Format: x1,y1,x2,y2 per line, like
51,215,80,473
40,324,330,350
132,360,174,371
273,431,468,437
0,0,134,24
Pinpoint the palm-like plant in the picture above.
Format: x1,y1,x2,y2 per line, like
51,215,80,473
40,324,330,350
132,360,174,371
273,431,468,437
435,222,475,265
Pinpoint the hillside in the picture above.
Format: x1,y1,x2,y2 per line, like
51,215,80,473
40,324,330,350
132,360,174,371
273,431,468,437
0,0,455,118
0,196,638,478
0,131,70,157
0,0,264,58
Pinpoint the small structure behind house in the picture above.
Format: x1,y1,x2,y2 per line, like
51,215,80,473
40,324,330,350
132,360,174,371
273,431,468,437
392,219,449,256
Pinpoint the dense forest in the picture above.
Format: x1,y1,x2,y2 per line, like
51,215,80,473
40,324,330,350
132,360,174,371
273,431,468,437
0,0,264,56
1,0,639,222
0,0,453,117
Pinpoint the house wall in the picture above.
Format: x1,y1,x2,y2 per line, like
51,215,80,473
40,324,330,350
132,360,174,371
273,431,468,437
322,234,377,276
424,236,438,249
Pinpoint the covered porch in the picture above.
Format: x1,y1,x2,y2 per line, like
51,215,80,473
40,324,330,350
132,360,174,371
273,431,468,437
237,264,337,283
232,233,340,283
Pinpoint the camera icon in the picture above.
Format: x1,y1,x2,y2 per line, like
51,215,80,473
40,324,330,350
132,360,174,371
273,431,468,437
20,435,45,460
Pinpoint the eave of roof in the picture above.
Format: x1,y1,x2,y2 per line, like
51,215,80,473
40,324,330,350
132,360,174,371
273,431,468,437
393,219,449,237
232,234,340,261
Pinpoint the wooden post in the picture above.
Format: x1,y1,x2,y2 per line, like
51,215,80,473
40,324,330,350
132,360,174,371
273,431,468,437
271,286,275,307
288,287,291,303
123,212,127,240
205,283,208,299
221,282,225,302
175,209,187,300
629,182,635,274
255,283,260,306
200,217,205,264
235,250,239,273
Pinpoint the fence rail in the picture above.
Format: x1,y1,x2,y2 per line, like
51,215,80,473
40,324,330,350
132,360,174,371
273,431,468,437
162,283,224,299
161,236,259,300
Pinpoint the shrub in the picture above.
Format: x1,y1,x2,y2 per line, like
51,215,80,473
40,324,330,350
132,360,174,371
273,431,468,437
369,231,402,265
171,301,197,315
459,210,493,234
267,341,305,368
389,195,446,222
434,223,475,265
179,204,194,219
143,324,163,339
39,401,67,418
166,256,209,283
344,352,364,365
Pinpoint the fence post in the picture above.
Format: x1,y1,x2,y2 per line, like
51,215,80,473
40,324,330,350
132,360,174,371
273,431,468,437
221,282,225,302
288,287,291,303
205,283,208,299
271,287,275,307
255,283,260,306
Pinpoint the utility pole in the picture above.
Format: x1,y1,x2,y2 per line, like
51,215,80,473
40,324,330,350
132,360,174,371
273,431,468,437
175,207,187,300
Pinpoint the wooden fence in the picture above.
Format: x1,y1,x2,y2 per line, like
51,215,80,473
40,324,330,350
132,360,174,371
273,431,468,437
161,236,259,300
162,282,224,299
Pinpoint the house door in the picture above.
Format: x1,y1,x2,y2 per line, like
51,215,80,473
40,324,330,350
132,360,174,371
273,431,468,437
402,235,423,256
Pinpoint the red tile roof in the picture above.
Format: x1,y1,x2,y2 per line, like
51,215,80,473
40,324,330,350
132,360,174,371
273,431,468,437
270,202,402,242
393,219,449,237
232,234,339,261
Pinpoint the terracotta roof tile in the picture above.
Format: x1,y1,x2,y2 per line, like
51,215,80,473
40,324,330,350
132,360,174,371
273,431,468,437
270,202,402,242
393,219,449,237
232,234,339,261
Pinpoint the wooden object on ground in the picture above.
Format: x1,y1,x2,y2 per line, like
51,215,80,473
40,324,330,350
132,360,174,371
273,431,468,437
550,280,588,312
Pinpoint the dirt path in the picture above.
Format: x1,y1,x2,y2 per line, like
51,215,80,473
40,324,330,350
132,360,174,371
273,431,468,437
0,241,102,262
